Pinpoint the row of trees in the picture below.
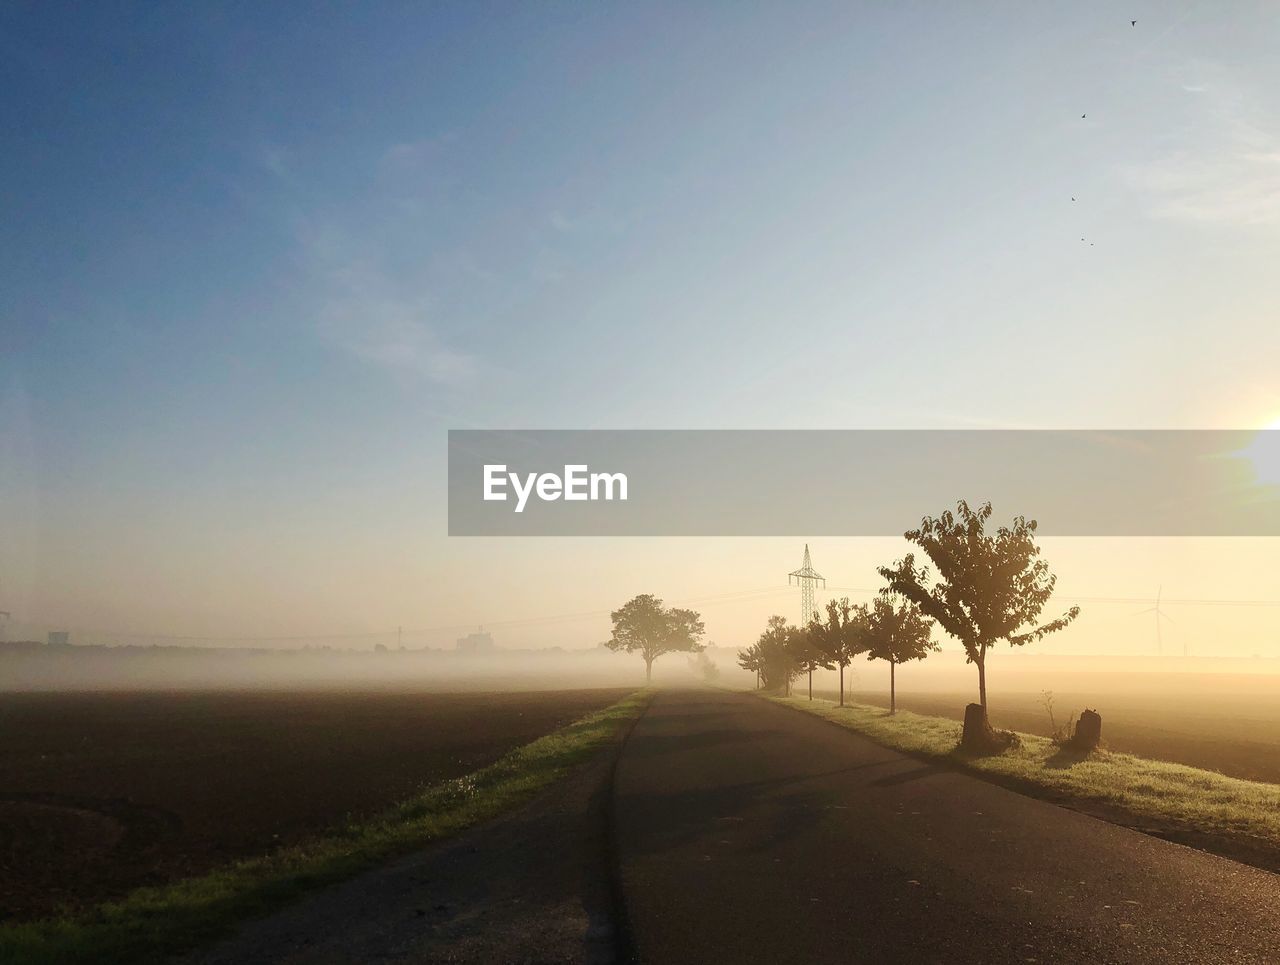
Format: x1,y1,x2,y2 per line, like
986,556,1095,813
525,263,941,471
739,501,1080,745
603,501,1080,748
737,594,935,713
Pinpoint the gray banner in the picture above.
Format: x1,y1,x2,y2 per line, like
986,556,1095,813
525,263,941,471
447,430,1280,536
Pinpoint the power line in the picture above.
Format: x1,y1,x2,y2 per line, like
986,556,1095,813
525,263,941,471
13,587,796,645
825,586,1280,608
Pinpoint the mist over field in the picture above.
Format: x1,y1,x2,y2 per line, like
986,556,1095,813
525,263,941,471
4,638,1280,693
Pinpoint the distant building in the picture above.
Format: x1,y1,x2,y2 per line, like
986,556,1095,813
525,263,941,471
48,631,70,646
455,627,495,653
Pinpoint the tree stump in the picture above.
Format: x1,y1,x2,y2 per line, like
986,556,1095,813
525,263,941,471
960,703,998,752
1073,708,1102,751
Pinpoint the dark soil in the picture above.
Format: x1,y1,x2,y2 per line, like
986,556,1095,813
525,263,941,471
0,688,627,922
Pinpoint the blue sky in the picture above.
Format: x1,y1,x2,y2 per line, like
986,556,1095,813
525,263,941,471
4,2,1280,648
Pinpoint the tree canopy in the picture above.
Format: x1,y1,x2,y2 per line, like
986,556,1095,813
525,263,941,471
865,594,937,713
740,615,801,694
606,594,705,682
806,597,870,706
878,500,1078,711
865,595,937,667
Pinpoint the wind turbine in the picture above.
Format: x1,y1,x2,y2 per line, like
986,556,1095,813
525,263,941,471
1137,586,1174,656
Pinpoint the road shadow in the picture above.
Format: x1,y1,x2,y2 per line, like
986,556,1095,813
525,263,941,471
870,762,946,787
618,728,761,759
615,759,897,859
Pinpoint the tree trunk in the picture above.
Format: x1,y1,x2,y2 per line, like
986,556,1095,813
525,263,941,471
839,663,845,707
890,660,896,715
645,656,653,684
808,669,813,700
976,647,987,709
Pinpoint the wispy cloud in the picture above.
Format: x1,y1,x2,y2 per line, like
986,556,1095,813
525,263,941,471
259,144,293,179
319,292,477,385
301,225,477,386
1125,71,1280,227
378,133,459,174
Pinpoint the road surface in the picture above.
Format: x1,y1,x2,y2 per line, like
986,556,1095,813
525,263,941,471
613,689,1280,964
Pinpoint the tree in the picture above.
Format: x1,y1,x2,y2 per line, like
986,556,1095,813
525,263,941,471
878,501,1079,741
806,597,870,707
737,644,763,689
606,594,705,683
787,621,831,700
687,650,720,683
865,595,937,714
747,615,801,694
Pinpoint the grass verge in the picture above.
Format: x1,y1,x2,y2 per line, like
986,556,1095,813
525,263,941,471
0,689,652,965
768,694,1280,872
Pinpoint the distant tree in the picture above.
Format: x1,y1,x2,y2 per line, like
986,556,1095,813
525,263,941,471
806,598,870,707
687,650,720,683
606,594,705,683
878,501,1079,739
865,595,937,714
748,615,801,694
787,621,831,700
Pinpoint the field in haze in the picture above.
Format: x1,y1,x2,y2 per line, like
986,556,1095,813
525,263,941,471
0,688,628,922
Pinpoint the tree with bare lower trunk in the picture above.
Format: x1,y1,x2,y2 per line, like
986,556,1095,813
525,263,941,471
865,594,937,714
606,594,705,683
806,598,870,707
878,501,1079,750
788,621,831,700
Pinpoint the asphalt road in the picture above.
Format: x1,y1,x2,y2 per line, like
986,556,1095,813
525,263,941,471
612,690,1280,965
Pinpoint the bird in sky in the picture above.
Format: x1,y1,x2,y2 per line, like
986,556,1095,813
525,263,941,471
1072,197,1077,202
1081,113,1087,118
1131,20,1137,26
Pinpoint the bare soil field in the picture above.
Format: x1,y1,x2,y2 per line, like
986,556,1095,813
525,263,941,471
0,688,628,923
829,686,1280,785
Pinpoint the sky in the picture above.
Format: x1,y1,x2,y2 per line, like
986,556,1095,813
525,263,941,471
3,2,1280,656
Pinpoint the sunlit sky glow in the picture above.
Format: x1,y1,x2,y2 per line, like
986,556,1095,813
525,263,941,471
3,3,1280,655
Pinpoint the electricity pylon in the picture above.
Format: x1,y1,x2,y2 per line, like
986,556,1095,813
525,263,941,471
789,544,825,627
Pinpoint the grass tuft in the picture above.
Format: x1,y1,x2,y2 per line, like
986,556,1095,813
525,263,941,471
769,694,1280,867
0,690,651,965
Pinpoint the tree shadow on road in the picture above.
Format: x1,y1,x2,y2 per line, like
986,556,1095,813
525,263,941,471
870,763,946,787
615,759,898,859
617,728,761,759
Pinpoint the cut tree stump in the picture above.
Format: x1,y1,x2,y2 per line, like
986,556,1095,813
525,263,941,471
961,703,997,753
960,702,1018,754
1073,708,1102,751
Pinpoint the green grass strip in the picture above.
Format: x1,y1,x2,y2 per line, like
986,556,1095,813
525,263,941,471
769,694,1280,864
1,689,652,965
